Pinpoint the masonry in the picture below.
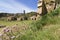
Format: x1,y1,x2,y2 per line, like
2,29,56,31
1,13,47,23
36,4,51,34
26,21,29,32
37,0,60,16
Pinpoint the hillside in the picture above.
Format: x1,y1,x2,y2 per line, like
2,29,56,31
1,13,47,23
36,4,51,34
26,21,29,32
0,12,37,17
14,7,60,40
0,7,60,40
16,8,60,40
16,7,60,40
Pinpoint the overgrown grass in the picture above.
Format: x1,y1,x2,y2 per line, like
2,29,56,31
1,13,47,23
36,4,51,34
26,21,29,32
0,7,60,40
14,24,60,40
31,7,60,31
17,7,60,40
0,20,33,26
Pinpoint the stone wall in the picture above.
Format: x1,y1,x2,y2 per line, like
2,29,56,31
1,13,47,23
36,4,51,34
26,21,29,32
37,0,56,15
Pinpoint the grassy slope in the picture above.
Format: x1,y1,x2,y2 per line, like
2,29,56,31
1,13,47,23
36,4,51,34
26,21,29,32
14,24,60,40
34,7,60,40
0,8,60,40
0,20,34,32
0,20,33,26
17,7,60,40
37,24,60,40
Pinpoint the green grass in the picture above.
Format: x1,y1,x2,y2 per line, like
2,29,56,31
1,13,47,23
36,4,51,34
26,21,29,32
31,7,60,31
0,20,33,26
14,7,60,40
13,24,60,40
34,24,60,40
0,7,60,40
15,7,60,40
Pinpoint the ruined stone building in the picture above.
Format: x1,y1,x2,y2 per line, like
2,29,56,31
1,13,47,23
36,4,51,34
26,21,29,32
7,16,17,21
7,0,60,21
37,0,60,15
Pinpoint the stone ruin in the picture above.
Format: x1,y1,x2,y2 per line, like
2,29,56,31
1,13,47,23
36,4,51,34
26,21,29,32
37,0,60,15
7,16,17,21
30,0,60,20
4,0,60,21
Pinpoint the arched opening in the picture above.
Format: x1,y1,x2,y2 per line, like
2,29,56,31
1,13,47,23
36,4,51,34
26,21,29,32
32,18,33,20
11,17,17,21
21,18,23,21
35,18,36,20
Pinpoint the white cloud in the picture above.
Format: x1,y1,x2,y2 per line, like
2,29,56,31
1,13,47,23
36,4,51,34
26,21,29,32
0,0,35,13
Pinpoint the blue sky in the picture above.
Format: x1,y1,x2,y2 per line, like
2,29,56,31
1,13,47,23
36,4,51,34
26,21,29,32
0,0,37,13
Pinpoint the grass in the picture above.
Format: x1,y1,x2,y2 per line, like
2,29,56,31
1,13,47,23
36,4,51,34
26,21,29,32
0,7,60,40
13,24,60,40
31,7,60,31
15,7,60,40
0,20,33,26
35,24,60,40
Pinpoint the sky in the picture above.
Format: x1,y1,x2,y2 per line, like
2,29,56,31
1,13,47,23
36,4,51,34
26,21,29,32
0,0,37,13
